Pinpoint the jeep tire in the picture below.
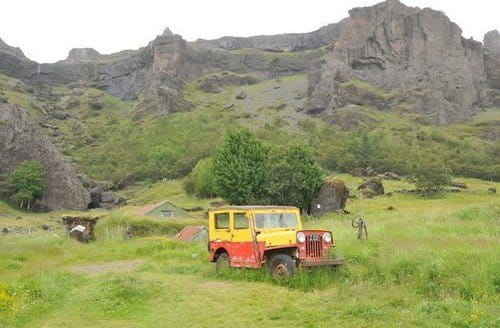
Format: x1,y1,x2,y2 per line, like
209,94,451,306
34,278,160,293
269,254,295,278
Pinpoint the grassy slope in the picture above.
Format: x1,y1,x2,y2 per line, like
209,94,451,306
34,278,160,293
1,176,498,327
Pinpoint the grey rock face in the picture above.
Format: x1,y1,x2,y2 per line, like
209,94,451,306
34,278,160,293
0,38,27,58
197,22,344,52
66,48,103,62
305,0,491,125
484,30,500,90
0,104,91,210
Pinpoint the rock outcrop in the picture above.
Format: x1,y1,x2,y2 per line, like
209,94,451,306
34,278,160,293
0,104,90,210
309,178,349,216
484,30,500,90
305,0,491,125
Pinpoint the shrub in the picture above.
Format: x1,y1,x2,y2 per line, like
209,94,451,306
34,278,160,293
4,161,46,210
183,157,217,198
212,129,269,204
266,144,325,210
407,152,450,193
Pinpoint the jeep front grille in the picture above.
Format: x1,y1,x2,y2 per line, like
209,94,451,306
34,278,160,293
305,234,322,258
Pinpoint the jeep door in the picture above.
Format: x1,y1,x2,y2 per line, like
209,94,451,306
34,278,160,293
229,212,261,267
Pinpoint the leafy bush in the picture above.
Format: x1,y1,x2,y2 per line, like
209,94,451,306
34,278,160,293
3,161,45,210
266,144,325,210
213,129,269,205
407,152,450,193
209,130,324,209
183,158,217,198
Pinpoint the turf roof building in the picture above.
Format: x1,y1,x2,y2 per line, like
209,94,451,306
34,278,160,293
137,200,190,219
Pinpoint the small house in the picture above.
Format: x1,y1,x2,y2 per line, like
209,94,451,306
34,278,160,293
137,200,190,219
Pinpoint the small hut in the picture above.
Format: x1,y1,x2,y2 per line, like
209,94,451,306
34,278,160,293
62,215,102,242
137,200,190,219
309,178,349,216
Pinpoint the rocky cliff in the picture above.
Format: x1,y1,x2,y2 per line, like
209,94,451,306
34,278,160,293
0,104,91,211
0,0,498,124
484,30,500,91
304,0,491,124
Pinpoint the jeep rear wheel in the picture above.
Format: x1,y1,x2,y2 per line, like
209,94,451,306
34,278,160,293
269,254,295,279
215,252,230,271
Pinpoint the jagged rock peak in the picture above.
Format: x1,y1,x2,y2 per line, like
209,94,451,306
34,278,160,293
349,0,412,15
66,48,102,62
0,37,26,58
161,27,174,37
484,30,500,53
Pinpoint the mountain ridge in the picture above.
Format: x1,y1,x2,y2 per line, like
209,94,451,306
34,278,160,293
1,0,498,126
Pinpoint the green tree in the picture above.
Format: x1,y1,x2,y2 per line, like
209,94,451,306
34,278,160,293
6,161,46,210
212,129,269,205
267,144,325,210
407,152,450,193
183,157,218,198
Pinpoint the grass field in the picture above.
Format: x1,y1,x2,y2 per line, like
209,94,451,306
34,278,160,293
0,176,499,327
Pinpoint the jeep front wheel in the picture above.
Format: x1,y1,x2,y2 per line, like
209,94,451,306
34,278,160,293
269,254,295,279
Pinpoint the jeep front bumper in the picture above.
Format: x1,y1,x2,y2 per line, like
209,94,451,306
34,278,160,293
299,258,345,267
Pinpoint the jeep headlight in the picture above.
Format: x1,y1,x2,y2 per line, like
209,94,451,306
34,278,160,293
297,232,306,243
323,232,332,243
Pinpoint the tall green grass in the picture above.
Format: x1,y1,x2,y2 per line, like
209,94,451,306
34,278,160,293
0,184,499,327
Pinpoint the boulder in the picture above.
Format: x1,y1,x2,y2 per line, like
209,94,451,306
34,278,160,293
384,172,401,180
115,174,135,190
235,91,247,100
309,178,349,216
366,167,378,177
351,167,366,177
89,100,104,110
100,191,115,204
359,188,378,198
358,177,384,196
0,104,90,211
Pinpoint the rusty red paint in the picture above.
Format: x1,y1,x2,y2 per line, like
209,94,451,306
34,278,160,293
210,241,266,268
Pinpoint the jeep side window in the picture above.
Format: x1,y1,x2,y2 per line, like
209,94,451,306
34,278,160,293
234,213,248,229
214,213,230,229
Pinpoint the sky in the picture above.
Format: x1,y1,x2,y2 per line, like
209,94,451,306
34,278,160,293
1,0,499,63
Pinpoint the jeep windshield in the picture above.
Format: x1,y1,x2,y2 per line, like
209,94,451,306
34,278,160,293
254,212,298,229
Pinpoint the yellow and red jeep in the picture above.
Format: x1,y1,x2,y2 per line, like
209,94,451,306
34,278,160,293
208,206,344,278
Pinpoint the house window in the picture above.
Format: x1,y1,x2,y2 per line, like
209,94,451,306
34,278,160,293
160,211,174,219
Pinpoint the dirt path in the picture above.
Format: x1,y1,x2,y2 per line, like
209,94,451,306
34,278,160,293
67,259,145,274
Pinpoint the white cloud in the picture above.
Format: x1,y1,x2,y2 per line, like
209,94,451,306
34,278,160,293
1,0,498,63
